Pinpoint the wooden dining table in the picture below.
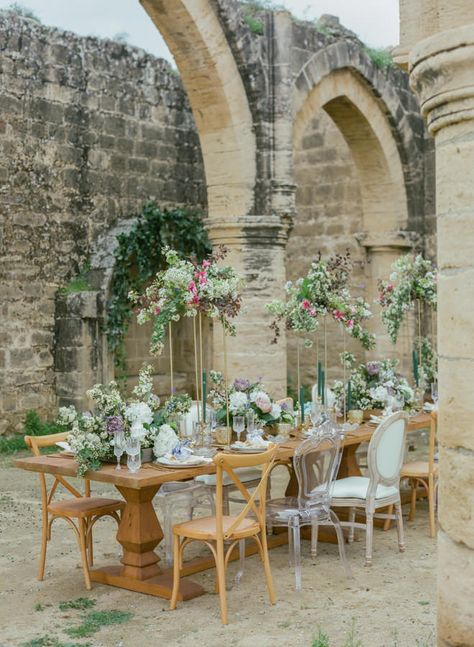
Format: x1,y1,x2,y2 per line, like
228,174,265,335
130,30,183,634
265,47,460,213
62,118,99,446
14,412,430,601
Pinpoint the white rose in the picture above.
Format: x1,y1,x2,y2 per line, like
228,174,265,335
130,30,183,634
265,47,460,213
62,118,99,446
270,403,281,419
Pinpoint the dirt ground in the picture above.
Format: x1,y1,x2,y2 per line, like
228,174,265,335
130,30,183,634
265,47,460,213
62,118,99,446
0,452,436,647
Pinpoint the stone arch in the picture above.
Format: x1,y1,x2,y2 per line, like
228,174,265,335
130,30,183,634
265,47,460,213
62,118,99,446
292,41,425,360
140,0,257,224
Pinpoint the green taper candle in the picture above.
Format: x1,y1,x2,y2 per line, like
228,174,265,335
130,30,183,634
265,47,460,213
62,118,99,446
412,350,419,386
347,379,352,411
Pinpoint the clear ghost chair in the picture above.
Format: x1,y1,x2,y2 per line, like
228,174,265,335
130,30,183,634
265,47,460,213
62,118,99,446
266,421,352,591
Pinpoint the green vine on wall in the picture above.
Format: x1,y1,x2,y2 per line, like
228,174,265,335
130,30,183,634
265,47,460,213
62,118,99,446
105,202,211,374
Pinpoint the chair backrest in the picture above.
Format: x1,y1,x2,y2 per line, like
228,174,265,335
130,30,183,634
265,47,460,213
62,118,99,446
294,422,344,514
24,432,89,513
213,445,277,540
367,411,407,489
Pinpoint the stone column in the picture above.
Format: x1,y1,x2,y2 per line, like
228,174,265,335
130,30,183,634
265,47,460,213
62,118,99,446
359,233,415,364
207,216,289,398
410,25,474,646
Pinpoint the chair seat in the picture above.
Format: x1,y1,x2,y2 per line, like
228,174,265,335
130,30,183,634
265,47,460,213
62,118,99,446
48,496,125,518
331,477,399,501
195,467,261,487
173,515,260,540
267,496,328,522
401,460,438,478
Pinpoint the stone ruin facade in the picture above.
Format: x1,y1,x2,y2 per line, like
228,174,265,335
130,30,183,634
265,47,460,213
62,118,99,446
0,5,434,438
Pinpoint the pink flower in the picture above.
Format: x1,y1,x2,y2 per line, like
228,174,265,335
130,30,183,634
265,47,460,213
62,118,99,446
188,280,197,294
309,307,317,317
301,299,311,310
333,310,344,321
202,260,211,268
154,306,161,315
346,319,354,329
255,395,272,413
191,295,200,305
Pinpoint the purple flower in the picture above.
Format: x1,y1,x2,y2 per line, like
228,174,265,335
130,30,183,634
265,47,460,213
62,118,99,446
106,415,124,435
83,411,93,418
281,402,288,410
233,377,251,392
366,362,380,376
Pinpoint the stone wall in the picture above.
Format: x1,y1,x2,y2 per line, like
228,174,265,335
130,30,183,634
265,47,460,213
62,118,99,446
0,14,205,434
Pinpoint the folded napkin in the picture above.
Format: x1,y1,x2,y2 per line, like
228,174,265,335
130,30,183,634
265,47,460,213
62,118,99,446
159,453,213,465
233,437,270,449
56,441,72,452
423,402,437,412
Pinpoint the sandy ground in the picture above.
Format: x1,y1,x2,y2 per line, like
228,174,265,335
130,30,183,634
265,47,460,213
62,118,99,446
0,452,436,647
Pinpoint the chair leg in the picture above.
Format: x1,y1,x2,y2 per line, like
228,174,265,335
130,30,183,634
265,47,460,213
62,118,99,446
383,504,393,531
365,512,374,567
170,534,181,610
260,531,277,605
329,510,352,579
38,514,49,581
291,520,302,592
348,507,356,543
234,539,245,585
428,478,436,538
395,501,406,553
78,519,92,590
409,480,417,521
310,519,319,559
86,520,94,567
216,539,228,624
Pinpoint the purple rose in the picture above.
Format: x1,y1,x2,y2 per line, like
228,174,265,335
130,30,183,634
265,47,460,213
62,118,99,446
106,415,124,435
366,362,380,376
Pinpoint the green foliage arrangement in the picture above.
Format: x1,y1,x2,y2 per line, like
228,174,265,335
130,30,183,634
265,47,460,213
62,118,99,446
105,202,211,372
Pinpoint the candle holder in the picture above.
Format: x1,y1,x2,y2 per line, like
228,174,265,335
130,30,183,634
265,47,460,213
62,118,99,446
347,409,363,425
215,425,232,446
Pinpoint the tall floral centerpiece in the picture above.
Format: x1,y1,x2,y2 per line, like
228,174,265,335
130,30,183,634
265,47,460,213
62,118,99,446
266,251,374,418
56,365,191,476
130,246,243,427
378,254,437,387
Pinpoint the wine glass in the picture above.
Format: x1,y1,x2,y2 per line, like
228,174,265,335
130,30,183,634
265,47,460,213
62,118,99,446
113,430,125,471
233,415,245,443
431,381,438,404
126,437,141,473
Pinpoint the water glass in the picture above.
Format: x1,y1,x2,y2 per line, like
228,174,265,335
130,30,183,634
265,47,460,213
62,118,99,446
113,430,125,470
246,409,255,434
310,402,322,429
233,415,245,442
126,437,141,473
431,382,438,404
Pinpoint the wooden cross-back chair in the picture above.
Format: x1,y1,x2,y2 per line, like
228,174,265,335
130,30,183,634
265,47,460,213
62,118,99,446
170,445,278,624
25,432,125,590
401,410,438,537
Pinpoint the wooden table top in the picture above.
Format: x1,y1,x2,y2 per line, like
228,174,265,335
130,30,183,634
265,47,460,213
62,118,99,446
14,412,430,490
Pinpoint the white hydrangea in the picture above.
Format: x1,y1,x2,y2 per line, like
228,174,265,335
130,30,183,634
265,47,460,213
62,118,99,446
270,403,281,419
153,424,179,457
125,402,153,425
369,386,389,404
229,391,248,414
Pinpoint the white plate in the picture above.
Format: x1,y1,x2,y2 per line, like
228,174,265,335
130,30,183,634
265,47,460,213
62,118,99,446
229,444,267,453
155,457,211,469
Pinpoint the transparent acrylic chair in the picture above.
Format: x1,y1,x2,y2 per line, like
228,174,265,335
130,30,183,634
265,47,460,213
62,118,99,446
266,421,352,591
156,481,215,567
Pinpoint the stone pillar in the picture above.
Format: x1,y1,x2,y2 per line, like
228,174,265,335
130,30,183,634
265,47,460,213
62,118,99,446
410,25,474,646
207,216,289,397
358,232,415,366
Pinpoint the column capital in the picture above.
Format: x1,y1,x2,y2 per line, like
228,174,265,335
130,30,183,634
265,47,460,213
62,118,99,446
206,214,291,247
355,229,418,253
410,24,474,135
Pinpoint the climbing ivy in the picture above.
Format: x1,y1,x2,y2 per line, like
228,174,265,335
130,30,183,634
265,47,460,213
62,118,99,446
105,202,211,373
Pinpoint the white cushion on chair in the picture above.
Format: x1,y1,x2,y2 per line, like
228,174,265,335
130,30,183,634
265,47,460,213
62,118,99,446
331,477,399,501
195,467,261,487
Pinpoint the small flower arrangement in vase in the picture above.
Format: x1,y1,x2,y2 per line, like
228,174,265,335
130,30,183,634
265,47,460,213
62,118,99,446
56,365,192,476
332,359,415,419
208,372,295,433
